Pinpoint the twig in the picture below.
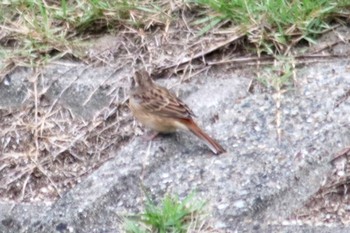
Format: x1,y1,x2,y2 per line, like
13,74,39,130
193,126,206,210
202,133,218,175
207,54,347,66
45,65,91,116
163,25,258,70
331,147,350,162
82,66,123,106
18,172,31,202
30,157,62,198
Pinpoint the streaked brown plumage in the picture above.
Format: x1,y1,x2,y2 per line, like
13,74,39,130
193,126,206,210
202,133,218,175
129,69,226,155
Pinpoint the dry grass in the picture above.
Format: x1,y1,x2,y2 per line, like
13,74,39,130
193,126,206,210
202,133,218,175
0,0,252,203
0,0,350,209
0,66,132,202
1,0,349,79
290,148,350,225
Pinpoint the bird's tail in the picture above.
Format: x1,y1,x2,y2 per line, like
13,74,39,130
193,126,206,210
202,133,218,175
185,119,226,155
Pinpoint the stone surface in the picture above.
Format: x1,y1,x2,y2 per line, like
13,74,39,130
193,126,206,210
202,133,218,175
1,59,350,232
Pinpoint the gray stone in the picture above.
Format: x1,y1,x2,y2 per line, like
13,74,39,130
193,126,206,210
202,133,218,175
1,59,350,232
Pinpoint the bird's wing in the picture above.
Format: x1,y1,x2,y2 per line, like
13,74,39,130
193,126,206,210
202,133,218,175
135,86,195,119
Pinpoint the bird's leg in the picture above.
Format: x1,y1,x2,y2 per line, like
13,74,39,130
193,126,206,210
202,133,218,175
141,131,160,141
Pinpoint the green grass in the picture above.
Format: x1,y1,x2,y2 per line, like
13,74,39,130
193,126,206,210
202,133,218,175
124,193,208,233
194,0,350,54
0,0,349,72
257,56,295,91
0,0,164,70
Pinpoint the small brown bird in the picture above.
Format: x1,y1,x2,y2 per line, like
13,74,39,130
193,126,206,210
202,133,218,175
129,70,226,155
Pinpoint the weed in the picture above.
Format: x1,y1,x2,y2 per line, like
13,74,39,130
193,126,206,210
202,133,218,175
124,192,209,233
257,56,295,91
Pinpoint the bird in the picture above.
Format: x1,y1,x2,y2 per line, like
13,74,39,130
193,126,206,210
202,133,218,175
129,69,226,155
